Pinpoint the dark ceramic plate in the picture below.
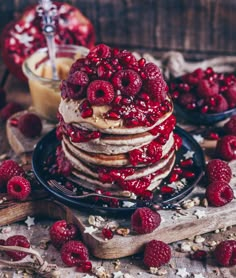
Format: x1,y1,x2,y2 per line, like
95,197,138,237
32,126,205,213
174,103,236,125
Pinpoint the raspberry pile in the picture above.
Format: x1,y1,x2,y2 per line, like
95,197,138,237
61,44,170,128
214,240,236,266
170,67,236,114
205,159,234,207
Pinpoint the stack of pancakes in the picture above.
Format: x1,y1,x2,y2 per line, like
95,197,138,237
57,98,176,196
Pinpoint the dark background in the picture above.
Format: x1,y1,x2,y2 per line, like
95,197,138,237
0,0,235,60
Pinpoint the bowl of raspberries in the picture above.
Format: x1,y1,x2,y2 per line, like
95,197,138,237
169,67,236,125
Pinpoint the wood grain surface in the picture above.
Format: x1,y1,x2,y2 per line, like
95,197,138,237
0,0,235,59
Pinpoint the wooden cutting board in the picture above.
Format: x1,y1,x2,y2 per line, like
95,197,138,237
3,110,236,259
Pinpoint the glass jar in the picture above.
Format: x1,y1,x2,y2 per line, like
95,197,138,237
22,44,89,122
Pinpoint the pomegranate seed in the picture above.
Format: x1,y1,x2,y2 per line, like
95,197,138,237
140,71,147,80
84,65,93,74
79,100,90,110
206,67,214,76
139,93,150,101
181,170,195,179
116,65,122,71
172,91,179,99
220,86,227,93
138,58,146,67
173,167,183,175
180,159,194,167
105,63,113,70
114,95,122,105
179,83,190,92
201,105,209,114
190,250,207,261
10,117,19,127
160,186,175,194
206,132,219,140
80,108,93,118
186,103,196,110
90,131,101,139
112,48,120,56
91,57,100,63
77,261,92,272
209,97,216,107
106,111,121,120
121,97,132,105
102,228,113,240
141,190,153,200
169,173,179,183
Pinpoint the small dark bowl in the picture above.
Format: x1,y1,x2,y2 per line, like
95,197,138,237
174,104,236,125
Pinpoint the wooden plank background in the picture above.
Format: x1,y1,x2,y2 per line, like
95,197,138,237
0,0,235,59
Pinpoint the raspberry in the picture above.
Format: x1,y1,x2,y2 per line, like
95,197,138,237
224,83,236,108
143,240,171,268
178,92,197,107
87,80,115,106
190,250,207,261
49,220,79,249
0,88,6,109
7,176,31,200
214,240,236,266
206,159,232,183
69,58,86,75
224,116,236,135
215,135,236,161
5,235,30,261
210,95,228,113
182,68,205,85
131,207,161,234
60,240,89,266
0,102,22,121
197,79,219,98
88,44,111,59
18,113,42,138
143,63,162,80
206,181,234,207
65,71,89,100
0,160,25,189
112,69,142,96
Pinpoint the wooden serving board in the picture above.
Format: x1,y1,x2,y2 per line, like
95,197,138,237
0,185,235,260
3,110,236,259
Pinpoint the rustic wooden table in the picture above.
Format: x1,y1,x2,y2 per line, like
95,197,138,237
0,62,236,278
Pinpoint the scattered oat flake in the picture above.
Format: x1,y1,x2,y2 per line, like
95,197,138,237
180,242,192,252
112,271,124,278
122,201,135,208
193,209,206,219
25,216,35,228
194,235,205,243
84,226,98,234
193,134,204,144
193,273,205,278
1,226,12,233
83,274,97,278
176,268,190,277
183,150,195,159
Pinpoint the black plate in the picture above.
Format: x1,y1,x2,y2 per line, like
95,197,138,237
175,103,236,125
32,126,205,213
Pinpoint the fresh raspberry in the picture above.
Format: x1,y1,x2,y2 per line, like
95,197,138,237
131,207,161,234
69,58,86,75
112,69,142,96
143,63,162,81
224,116,236,135
60,240,89,266
7,176,31,200
197,79,219,98
0,88,6,109
206,181,234,207
0,102,22,121
190,250,207,261
206,159,232,183
5,235,30,261
178,92,197,108
182,68,205,85
49,220,79,249
143,240,171,268
88,44,111,59
210,95,229,113
65,71,89,100
215,135,236,161
87,80,115,106
18,113,42,138
224,83,236,108
0,160,25,189
214,240,236,266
